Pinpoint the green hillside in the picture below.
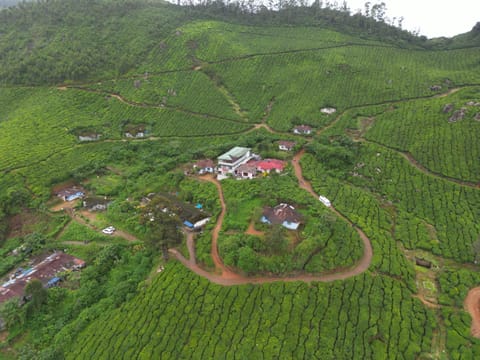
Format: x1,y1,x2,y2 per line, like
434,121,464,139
1,1,480,359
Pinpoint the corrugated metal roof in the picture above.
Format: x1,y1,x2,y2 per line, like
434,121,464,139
218,147,250,161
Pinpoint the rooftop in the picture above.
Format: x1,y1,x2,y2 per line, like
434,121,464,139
262,203,303,226
293,125,312,132
236,163,258,174
256,159,285,171
278,140,296,148
218,147,251,162
194,159,215,168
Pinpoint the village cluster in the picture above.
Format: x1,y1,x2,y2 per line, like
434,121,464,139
0,252,85,303
192,140,297,180
0,123,339,306
140,192,211,232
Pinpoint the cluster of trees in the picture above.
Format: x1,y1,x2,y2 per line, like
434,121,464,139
179,0,419,40
214,170,364,275
140,196,183,258
306,135,359,178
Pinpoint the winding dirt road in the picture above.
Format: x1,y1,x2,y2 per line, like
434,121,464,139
291,150,373,279
169,152,374,285
195,175,243,280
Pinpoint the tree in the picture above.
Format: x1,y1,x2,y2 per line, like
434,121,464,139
24,279,47,314
22,232,47,252
363,1,370,17
371,2,386,22
263,225,289,254
237,246,258,274
140,197,183,257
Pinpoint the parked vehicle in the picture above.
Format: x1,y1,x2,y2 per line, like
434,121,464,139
319,196,331,207
102,226,116,235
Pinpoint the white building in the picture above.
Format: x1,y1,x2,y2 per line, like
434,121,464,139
217,147,253,175
194,217,210,229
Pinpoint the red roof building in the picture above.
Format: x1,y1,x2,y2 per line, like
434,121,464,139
255,159,285,173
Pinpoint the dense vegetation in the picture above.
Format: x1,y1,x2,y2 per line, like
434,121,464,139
218,173,364,274
0,0,480,359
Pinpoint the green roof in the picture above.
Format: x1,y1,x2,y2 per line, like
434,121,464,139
218,147,250,161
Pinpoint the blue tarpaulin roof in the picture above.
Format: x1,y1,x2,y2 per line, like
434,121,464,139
195,203,203,209
66,192,84,201
183,221,194,228
47,277,61,286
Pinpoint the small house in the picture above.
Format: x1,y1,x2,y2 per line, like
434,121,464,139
321,107,337,115
72,258,86,270
278,141,296,151
78,134,101,142
261,203,303,230
293,125,312,135
57,186,85,202
415,258,432,269
46,277,62,288
193,159,215,174
194,217,210,229
235,163,257,179
83,197,111,211
125,131,145,138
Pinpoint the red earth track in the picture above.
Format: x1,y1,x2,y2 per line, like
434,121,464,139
465,287,480,338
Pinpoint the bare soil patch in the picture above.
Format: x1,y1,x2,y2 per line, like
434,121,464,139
465,287,480,338
245,221,264,237
7,210,50,238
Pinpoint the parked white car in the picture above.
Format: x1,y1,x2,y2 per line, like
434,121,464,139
102,226,116,235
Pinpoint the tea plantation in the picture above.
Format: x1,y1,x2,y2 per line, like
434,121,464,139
1,0,480,359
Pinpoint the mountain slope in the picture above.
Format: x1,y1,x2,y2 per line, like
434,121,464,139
1,1,480,359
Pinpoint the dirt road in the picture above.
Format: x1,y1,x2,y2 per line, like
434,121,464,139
291,150,373,280
196,175,243,279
